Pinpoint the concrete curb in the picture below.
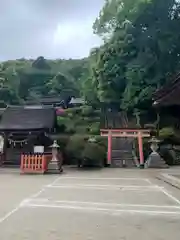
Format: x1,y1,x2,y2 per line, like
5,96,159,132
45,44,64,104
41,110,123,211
157,173,180,189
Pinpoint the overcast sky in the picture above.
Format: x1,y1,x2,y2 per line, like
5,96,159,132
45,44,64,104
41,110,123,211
0,0,104,60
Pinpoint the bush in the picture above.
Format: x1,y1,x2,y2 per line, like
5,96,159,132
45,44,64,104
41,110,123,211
65,135,86,163
75,125,89,134
159,127,174,139
81,142,106,167
57,116,66,125
66,107,82,115
159,146,175,165
56,135,70,164
81,106,94,117
57,135,70,150
95,136,107,148
89,122,100,135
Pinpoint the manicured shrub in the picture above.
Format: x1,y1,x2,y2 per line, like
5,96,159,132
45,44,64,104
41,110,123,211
159,127,174,139
65,135,86,162
66,107,82,115
81,142,106,167
89,122,100,135
81,106,94,117
75,125,89,134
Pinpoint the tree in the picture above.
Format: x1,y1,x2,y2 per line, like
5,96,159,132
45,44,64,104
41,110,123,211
91,0,180,114
0,57,88,104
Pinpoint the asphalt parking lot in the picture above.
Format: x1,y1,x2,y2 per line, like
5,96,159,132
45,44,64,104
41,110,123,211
0,168,180,239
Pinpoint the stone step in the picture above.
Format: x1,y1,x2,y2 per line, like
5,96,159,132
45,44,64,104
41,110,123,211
111,160,136,168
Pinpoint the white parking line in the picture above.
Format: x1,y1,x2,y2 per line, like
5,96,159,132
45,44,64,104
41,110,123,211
22,198,180,209
145,178,152,184
22,202,180,216
158,187,180,205
0,207,20,224
55,177,149,181
46,184,162,191
0,176,62,224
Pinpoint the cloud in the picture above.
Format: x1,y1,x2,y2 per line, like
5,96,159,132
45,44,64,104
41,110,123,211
0,0,104,60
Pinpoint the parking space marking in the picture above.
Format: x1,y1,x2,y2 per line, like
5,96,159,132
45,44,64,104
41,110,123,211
55,177,150,182
22,198,180,210
21,201,180,216
158,187,180,205
46,184,162,191
0,207,20,224
0,175,62,224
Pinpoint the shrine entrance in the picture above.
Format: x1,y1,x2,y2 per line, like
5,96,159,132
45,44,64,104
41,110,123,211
100,129,150,168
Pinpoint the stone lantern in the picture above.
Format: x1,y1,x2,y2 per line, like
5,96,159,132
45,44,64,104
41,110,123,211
48,140,63,173
145,136,168,168
149,136,161,153
51,140,59,161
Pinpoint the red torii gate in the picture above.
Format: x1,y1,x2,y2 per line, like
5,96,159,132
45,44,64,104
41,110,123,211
100,129,150,166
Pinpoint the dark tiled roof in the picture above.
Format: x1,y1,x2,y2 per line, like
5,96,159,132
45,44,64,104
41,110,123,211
153,72,180,105
0,106,56,131
25,97,63,105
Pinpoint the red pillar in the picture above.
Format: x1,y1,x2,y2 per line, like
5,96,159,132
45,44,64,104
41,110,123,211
138,131,144,165
107,131,112,165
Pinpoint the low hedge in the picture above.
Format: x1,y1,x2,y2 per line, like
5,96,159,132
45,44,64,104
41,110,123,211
65,135,86,164
81,142,105,167
64,134,106,167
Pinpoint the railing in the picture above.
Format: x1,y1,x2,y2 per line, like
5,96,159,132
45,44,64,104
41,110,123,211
21,153,51,174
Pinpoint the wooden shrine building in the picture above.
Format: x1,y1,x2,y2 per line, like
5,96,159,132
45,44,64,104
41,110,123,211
153,72,180,128
0,106,57,167
153,72,180,107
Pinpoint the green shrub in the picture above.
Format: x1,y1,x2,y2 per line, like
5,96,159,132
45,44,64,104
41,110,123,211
75,125,89,134
66,135,86,161
82,117,93,123
66,107,82,115
89,122,100,135
94,109,101,116
160,147,175,165
57,116,67,125
58,124,66,133
67,112,74,119
81,106,94,117
81,142,105,167
159,127,174,139
95,136,107,148
57,135,70,150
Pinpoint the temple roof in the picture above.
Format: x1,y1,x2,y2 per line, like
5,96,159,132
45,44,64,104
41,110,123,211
153,72,180,106
0,106,56,131
25,96,63,105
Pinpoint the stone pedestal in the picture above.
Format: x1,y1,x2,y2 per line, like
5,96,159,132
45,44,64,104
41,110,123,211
145,152,168,168
47,159,62,173
145,136,169,169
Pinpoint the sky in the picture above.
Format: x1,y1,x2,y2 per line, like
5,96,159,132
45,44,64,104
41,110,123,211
0,0,104,60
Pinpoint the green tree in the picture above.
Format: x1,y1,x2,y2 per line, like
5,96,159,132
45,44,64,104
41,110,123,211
91,0,180,113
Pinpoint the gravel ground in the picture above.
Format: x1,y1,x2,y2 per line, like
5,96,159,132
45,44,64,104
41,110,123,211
0,168,180,240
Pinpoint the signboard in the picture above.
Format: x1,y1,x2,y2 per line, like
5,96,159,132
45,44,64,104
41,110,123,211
34,146,44,153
